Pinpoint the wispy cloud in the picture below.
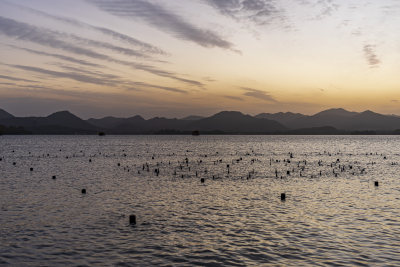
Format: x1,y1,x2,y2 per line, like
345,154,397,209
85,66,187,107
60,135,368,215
205,0,289,28
0,16,126,60
313,0,340,19
89,0,235,50
5,45,101,67
363,44,381,68
51,62,128,82
0,16,149,59
224,95,243,101
0,16,203,86
68,34,151,58
9,64,121,86
242,87,277,102
6,62,189,95
0,81,18,86
203,77,216,82
122,61,204,87
3,0,166,55
0,84,129,106
0,74,38,83
127,82,188,94
295,0,340,20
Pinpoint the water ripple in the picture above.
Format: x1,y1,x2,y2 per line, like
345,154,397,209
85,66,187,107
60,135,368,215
1,135,400,266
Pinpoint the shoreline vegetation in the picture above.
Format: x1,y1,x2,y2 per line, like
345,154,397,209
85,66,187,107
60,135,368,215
1,127,399,136
1,108,400,135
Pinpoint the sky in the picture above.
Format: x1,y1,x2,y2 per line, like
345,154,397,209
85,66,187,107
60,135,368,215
0,0,399,119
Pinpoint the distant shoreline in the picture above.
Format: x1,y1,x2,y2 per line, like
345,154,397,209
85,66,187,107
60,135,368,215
1,132,399,136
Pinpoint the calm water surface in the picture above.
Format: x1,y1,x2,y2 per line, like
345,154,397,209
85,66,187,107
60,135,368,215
1,135,400,266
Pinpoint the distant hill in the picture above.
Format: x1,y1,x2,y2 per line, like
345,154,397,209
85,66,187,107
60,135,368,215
287,108,360,129
258,108,400,131
255,112,306,126
0,110,97,134
46,111,96,130
88,116,129,129
89,115,147,133
111,116,184,134
348,110,400,131
314,108,359,117
87,111,286,134
190,111,286,133
181,115,205,121
2,107,400,134
0,108,14,120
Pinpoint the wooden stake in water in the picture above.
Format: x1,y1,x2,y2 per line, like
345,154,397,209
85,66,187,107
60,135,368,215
129,215,136,225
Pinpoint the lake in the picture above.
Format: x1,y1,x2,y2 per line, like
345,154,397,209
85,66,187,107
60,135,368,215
1,135,400,266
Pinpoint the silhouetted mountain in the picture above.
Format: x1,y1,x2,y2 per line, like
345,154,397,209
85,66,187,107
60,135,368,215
88,116,127,129
255,112,306,126
86,111,286,134
88,115,145,129
2,107,400,134
46,111,96,130
103,116,149,133
0,110,97,134
111,116,185,134
314,108,358,117
181,115,205,121
286,108,359,129
190,111,286,133
259,108,400,131
256,108,361,129
0,108,14,120
348,110,400,131
307,109,400,130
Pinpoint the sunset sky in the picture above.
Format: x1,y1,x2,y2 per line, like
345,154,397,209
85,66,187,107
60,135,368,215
0,0,399,118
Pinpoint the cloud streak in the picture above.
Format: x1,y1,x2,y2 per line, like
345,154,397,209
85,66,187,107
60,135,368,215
51,63,190,94
90,0,235,50
224,95,243,101
0,16,149,59
67,34,151,58
0,16,125,60
242,87,277,102
0,83,129,106
7,63,189,94
363,44,381,68
0,74,38,83
10,64,120,86
6,45,101,67
293,0,340,20
205,0,287,27
127,82,188,94
310,0,340,19
0,16,202,86
4,0,166,55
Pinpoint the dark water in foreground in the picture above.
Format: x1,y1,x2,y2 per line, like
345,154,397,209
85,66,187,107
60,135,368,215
1,135,400,266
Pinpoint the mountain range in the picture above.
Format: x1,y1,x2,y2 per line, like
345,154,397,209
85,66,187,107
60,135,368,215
1,108,400,135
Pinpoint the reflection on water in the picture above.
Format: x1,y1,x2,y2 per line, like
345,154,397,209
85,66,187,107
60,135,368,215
1,135,400,266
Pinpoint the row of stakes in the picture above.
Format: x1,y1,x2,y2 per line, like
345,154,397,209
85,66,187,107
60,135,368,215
27,165,381,195
5,154,383,226
27,163,382,192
